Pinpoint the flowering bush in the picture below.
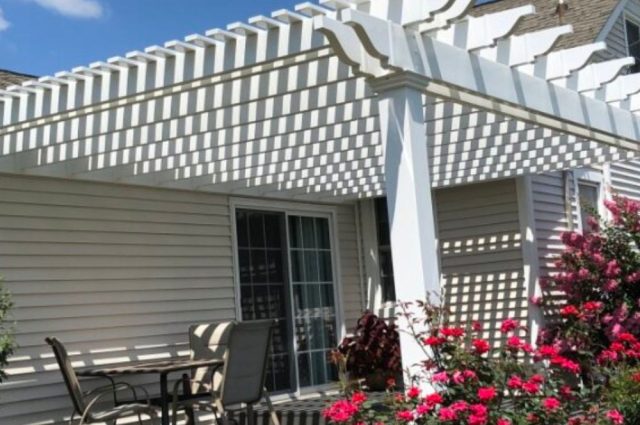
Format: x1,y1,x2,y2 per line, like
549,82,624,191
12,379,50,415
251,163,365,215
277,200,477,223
325,301,625,424
323,195,640,424
539,196,640,378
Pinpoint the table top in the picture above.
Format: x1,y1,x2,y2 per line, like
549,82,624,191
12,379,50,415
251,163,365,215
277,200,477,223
77,358,224,377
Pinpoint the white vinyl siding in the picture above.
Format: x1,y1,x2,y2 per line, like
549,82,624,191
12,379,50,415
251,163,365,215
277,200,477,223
610,160,640,199
598,0,640,61
530,172,578,283
0,173,363,425
436,179,526,346
336,204,364,331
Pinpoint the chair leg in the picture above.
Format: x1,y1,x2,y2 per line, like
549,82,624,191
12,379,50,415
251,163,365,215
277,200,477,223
263,390,280,425
246,404,254,425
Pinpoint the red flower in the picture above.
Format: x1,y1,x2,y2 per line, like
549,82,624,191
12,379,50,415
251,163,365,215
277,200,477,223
350,392,367,405
542,397,561,412
424,392,443,406
450,400,469,412
440,327,465,338
472,338,490,355
606,409,624,425
472,321,482,331
631,372,640,383
500,318,518,333
322,400,359,423
560,305,581,318
507,375,523,389
477,386,497,403
506,336,524,350
537,345,559,358
497,419,512,425
406,386,420,399
423,336,445,346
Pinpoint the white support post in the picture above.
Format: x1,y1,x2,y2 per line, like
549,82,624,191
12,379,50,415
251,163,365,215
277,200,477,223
372,73,441,380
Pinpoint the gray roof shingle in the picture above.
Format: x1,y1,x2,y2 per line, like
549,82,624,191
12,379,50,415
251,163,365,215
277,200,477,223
472,0,620,51
0,69,36,89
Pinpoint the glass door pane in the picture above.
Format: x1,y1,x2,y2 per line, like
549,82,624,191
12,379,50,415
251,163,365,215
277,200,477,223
288,216,338,387
236,209,293,392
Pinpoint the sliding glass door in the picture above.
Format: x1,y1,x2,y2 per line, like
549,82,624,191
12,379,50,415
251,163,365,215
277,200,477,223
235,209,338,392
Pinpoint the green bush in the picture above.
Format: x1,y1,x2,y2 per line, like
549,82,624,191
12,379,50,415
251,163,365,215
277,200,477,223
604,367,640,425
0,279,16,383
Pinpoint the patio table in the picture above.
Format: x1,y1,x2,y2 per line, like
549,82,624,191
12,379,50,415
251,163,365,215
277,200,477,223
77,358,224,425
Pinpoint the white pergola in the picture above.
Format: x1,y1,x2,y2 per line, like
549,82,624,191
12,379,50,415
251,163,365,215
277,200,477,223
2,0,640,372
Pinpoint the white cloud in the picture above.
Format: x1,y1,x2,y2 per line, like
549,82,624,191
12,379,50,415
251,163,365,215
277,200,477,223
0,8,10,31
31,0,103,19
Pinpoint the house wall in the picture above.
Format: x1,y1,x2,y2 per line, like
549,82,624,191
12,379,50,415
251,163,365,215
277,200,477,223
0,173,363,425
436,179,527,346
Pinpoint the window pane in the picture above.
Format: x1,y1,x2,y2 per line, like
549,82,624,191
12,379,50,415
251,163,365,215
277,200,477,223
248,212,266,247
301,217,317,248
579,183,599,233
375,198,396,302
236,210,293,393
288,216,337,388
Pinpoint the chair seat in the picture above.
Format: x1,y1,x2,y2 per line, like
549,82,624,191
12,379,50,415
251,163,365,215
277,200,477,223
91,403,156,421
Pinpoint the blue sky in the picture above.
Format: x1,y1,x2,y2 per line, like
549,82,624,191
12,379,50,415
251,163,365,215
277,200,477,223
0,0,302,77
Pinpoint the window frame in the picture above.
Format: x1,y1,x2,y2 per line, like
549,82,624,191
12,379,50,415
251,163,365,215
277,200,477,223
573,169,605,234
229,197,345,396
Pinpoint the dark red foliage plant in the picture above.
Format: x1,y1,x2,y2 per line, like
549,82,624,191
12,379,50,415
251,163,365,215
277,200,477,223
334,311,402,380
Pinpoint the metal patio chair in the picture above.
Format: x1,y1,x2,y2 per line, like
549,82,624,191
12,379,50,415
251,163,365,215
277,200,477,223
171,320,280,425
45,337,158,425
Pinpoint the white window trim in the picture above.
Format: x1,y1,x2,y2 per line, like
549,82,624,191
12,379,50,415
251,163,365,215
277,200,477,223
228,197,345,396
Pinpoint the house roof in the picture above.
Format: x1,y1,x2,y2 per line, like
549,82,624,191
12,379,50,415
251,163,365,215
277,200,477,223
0,69,36,89
472,0,621,51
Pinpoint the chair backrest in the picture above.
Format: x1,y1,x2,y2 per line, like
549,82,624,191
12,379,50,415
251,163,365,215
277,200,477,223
45,337,86,415
220,319,275,407
189,322,235,394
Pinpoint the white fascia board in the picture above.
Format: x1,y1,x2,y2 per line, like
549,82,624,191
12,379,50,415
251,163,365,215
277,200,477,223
415,35,640,150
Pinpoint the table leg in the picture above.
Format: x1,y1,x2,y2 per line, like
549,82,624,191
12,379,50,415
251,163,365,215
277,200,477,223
161,373,169,425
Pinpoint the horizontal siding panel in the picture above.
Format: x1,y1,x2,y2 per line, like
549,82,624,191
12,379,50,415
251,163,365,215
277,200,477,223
0,174,237,424
436,179,526,346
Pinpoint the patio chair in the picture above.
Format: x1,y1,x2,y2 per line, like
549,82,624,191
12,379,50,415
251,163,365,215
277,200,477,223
171,320,280,425
45,337,158,425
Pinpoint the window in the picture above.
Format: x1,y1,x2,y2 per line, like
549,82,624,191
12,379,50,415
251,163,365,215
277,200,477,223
235,209,338,392
578,182,600,234
374,198,396,302
626,19,640,74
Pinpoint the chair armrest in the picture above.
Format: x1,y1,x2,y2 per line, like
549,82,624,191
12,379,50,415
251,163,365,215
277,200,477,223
80,384,152,425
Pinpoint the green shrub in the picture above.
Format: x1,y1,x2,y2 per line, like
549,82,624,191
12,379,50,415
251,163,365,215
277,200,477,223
604,366,640,425
0,279,16,383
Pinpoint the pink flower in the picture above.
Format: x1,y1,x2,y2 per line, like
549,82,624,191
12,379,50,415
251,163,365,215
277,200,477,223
606,409,624,425
396,410,414,422
438,407,457,421
500,318,518,333
542,397,561,412
497,419,512,425
416,403,431,415
472,321,482,331
432,371,449,383
477,386,497,403
450,400,468,412
605,260,621,277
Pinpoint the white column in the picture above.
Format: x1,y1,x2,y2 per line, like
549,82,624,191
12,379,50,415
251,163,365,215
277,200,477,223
372,73,441,379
